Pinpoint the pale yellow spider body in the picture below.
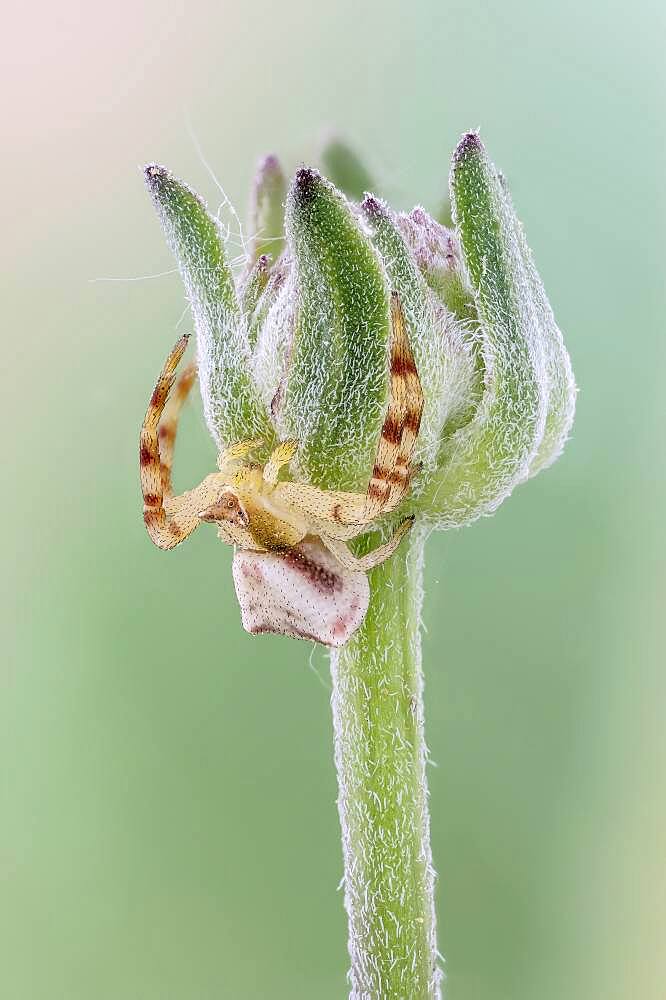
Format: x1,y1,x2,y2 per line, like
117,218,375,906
140,292,423,576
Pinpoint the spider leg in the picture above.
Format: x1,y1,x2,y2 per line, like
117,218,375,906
140,336,222,550
158,361,196,496
320,517,414,573
273,482,367,536
263,439,298,486
364,291,424,521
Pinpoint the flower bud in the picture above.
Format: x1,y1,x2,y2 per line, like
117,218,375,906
145,132,575,580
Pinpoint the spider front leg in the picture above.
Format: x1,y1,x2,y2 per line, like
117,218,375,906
363,291,424,521
320,517,415,573
158,360,196,496
140,336,224,550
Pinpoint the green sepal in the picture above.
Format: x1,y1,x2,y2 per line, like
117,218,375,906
496,172,576,476
144,165,271,449
422,134,549,523
283,168,390,491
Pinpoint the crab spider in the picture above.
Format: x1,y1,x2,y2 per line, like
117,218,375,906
140,292,423,577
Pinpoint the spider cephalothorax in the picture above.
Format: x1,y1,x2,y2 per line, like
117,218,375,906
140,293,423,644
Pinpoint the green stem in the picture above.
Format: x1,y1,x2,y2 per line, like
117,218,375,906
330,524,441,999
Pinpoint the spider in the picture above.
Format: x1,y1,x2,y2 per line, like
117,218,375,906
139,292,423,633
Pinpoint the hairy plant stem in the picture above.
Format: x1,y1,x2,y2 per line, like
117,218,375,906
330,523,440,1000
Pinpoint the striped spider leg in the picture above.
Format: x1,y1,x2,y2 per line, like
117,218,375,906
139,337,266,551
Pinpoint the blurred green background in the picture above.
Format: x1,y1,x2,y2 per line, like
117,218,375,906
2,1,664,997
